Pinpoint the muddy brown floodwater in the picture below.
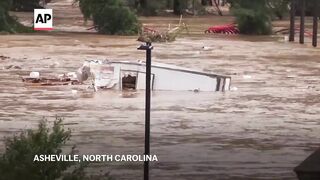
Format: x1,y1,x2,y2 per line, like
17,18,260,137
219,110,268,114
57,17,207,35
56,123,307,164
1,1,320,180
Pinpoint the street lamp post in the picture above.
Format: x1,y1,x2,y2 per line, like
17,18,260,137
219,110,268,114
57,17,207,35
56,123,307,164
138,42,153,180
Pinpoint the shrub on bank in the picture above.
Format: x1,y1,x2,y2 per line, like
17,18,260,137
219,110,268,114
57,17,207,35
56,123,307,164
0,0,31,33
11,0,46,12
229,0,272,35
76,0,139,35
0,117,112,180
93,6,139,35
267,0,290,20
128,0,161,16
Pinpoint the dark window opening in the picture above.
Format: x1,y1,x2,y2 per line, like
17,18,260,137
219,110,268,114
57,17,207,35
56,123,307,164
122,75,137,90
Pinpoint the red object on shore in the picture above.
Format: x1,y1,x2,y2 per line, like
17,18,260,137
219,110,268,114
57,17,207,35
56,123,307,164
205,24,239,34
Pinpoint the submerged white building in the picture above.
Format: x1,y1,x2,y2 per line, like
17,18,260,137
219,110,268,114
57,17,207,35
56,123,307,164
85,60,231,92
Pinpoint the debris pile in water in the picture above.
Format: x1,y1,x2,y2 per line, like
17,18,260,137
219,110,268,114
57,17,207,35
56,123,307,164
274,28,313,37
21,60,97,86
22,72,80,86
138,16,188,43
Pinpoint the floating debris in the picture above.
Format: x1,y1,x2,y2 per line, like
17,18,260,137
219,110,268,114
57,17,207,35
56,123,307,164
0,55,10,60
230,87,238,91
22,73,80,86
242,75,252,79
49,61,60,68
4,65,22,69
274,28,313,37
205,24,239,34
138,24,188,43
138,16,189,43
29,72,40,78
22,59,231,92
71,90,78,96
202,46,212,51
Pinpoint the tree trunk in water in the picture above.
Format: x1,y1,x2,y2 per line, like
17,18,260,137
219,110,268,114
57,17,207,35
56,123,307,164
192,0,195,15
173,0,182,15
221,0,226,6
312,0,318,47
166,0,171,9
134,0,139,8
299,0,305,44
201,0,207,6
140,0,147,8
212,0,222,16
289,0,296,42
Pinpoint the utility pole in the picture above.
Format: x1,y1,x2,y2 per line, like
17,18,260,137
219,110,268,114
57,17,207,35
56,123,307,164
138,42,153,180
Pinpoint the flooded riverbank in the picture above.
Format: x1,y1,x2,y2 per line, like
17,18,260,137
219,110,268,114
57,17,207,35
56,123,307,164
1,1,320,179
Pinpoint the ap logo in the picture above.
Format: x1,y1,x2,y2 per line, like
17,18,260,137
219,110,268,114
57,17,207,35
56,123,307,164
34,9,53,31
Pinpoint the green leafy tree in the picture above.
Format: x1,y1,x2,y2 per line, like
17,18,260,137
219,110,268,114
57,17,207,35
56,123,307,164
139,0,147,8
173,0,182,15
228,0,272,35
267,0,290,20
0,117,112,180
0,0,30,33
295,0,317,16
76,0,139,35
127,0,163,16
173,0,188,15
228,0,315,21
11,0,47,12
